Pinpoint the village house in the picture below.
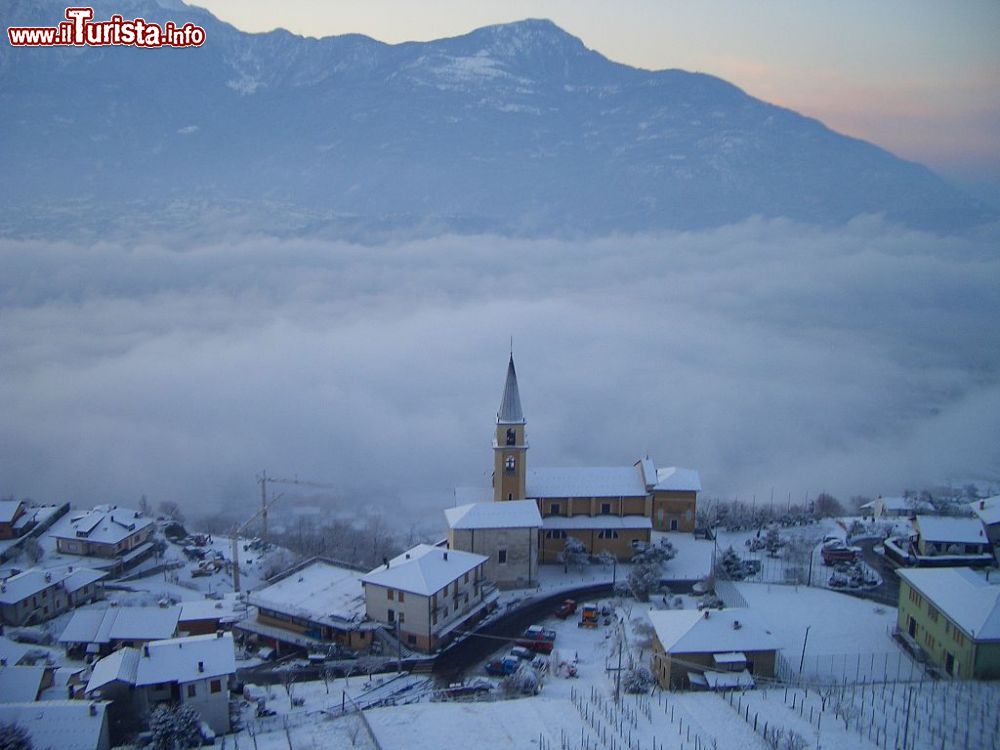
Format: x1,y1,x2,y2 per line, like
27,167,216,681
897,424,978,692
236,557,376,656
468,355,700,563
0,566,106,625
0,500,27,540
50,504,155,564
911,515,991,565
896,567,1000,678
970,496,1000,560
0,664,50,702
445,499,541,588
85,631,236,743
59,604,181,658
862,495,934,519
648,608,780,690
0,701,110,750
361,544,494,653
178,593,244,636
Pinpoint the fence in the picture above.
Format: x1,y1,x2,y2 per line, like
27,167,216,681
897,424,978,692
775,648,924,687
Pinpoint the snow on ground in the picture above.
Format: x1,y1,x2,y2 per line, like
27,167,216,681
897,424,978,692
366,698,583,750
733,582,921,683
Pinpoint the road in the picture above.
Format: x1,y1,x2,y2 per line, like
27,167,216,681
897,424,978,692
853,537,901,606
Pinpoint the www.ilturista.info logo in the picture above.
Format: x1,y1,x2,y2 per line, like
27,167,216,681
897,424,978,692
7,7,206,47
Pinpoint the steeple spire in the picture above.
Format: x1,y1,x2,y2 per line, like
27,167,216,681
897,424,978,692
497,354,525,424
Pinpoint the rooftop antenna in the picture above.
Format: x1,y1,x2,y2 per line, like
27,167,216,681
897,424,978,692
510,336,513,357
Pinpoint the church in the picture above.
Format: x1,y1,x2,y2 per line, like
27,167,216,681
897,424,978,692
447,355,701,584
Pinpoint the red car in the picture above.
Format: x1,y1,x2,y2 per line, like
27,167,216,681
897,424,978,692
821,541,861,565
517,625,557,654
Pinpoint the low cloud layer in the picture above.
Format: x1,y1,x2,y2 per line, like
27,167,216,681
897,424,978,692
2,218,998,523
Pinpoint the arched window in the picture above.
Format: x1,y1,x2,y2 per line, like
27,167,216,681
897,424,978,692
506,428,516,446
505,456,516,472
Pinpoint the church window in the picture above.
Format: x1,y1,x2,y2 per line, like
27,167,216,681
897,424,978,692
505,456,516,472
506,428,516,446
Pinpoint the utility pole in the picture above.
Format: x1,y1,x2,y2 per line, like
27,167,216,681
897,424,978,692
799,625,812,674
614,623,624,704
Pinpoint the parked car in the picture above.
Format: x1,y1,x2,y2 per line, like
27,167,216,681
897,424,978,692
485,656,520,676
821,542,861,565
517,625,557,653
509,646,534,660
579,605,599,629
554,599,577,619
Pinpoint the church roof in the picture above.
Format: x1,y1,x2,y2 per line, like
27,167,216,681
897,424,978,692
527,466,647,498
445,500,542,530
497,355,525,424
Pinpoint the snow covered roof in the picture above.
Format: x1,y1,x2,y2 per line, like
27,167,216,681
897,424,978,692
527,466,647,498
248,559,366,627
898,568,1000,640
878,496,933,512
0,566,106,604
445,500,541,530
59,605,180,645
654,467,702,493
648,608,779,655
497,355,525,424
0,701,109,750
542,515,652,530
178,594,243,624
0,665,45,702
51,505,152,546
0,500,24,524
0,636,32,666
86,632,236,693
914,515,986,544
971,495,1000,526
362,544,486,597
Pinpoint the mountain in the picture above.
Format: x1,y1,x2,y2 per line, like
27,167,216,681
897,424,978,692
1,0,991,236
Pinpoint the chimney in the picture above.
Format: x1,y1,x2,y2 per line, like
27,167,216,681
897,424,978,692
732,620,742,630
405,553,410,560
383,556,389,569
198,661,204,673
704,610,710,619
88,703,97,717
981,500,986,510
68,566,73,573
443,551,448,561
216,630,223,638
143,645,150,657
45,572,52,582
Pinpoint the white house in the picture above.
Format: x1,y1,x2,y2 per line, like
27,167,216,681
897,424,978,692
912,515,991,561
971,496,1000,558
362,544,494,653
85,632,236,741
0,566,106,625
50,505,154,561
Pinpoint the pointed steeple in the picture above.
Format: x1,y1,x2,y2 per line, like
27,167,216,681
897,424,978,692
497,354,525,424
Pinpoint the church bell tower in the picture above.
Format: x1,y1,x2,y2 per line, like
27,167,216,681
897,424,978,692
493,354,528,501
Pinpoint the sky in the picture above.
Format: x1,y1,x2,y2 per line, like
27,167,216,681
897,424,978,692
3,219,998,521
191,0,1000,199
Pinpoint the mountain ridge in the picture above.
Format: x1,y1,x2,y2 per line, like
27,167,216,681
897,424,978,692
1,0,991,237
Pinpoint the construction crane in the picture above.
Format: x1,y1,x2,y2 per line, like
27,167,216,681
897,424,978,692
230,491,286,594
256,470,335,542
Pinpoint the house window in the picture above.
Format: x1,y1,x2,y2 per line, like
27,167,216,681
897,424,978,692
398,591,405,603
598,530,619,539
927,604,939,623
670,519,678,531
550,503,561,516
432,612,438,625
498,549,508,564
187,684,197,698
210,679,222,694
464,572,469,583
601,503,611,515
387,589,394,600
398,612,405,624
387,608,395,623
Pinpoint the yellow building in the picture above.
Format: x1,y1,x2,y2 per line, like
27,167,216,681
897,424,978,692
896,567,1000,679
465,355,700,562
